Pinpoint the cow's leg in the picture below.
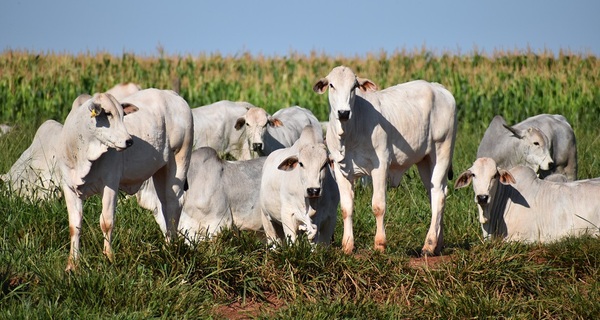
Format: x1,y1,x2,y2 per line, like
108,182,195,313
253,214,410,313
371,166,388,252
64,186,83,271
417,155,448,256
153,164,185,243
100,185,118,263
261,210,279,246
281,209,299,244
335,164,356,253
136,179,167,235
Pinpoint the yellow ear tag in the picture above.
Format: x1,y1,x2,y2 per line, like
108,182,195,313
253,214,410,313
90,109,98,118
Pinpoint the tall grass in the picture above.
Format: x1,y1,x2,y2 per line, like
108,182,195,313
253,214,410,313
1,49,599,318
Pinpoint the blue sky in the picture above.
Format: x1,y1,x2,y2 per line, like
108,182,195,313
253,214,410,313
1,0,598,57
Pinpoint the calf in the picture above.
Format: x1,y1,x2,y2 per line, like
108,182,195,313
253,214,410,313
59,89,193,271
455,157,600,242
178,147,266,242
314,66,457,255
260,126,338,244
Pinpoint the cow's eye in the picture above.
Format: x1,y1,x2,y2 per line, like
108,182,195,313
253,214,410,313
533,142,540,146
329,83,334,89
105,111,112,117
245,123,249,126
299,162,304,168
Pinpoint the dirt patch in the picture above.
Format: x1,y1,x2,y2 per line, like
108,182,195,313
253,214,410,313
214,293,284,319
408,255,452,269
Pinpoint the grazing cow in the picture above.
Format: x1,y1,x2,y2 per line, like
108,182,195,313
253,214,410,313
314,66,457,255
1,120,63,200
178,147,266,242
455,157,600,242
234,106,323,157
260,126,339,245
59,89,193,271
477,115,554,177
105,82,142,100
192,100,255,160
513,114,577,180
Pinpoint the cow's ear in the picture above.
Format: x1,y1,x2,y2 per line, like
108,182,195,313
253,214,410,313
498,169,516,185
72,94,92,110
357,78,378,92
454,170,473,189
234,117,246,130
88,101,102,118
278,156,299,171
313,78,329,94
502,124,523,139
269,117,283,127
121,103,139,116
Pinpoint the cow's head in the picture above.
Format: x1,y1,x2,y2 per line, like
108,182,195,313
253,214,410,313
455,157,516,224
277,142,330,199
81,93,137,152
313,66,377,134
234,107,282,154
504,124,553,173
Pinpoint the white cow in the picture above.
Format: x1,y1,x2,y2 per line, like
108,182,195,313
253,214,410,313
477,115,560,179
105,82,142,100
1,120,63,200
192,100,254,160
260,126,339,245
513,114,577,180
59,89,193,271
234,106,323,157
455,157,600,242
314,66,457,255
178,147,266,242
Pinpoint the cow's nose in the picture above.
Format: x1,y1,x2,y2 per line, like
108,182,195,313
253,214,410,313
338,110,350,121
252,143,263,151
476,195,489,204
307,187,321,198
125,139,134,148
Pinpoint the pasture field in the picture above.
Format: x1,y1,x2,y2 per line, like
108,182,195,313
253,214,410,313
1,49,599,318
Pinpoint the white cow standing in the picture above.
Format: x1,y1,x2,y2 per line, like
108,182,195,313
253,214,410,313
314,66,457,255
260,126,339,245
455,157,600,242
59,89,193,271
234,106,323,158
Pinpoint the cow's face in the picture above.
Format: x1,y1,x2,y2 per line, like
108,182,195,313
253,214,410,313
86,93,135,151
313,66,377,134
455,157,515,223
235,107,282,154
505,125,553,172
278,143,329,199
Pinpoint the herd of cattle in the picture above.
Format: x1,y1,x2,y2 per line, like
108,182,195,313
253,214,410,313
0,65,598,271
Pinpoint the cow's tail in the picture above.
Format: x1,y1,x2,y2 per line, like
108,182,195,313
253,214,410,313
447,163,454,181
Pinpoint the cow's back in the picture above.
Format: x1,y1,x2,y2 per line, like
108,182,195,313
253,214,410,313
120,89,193,185
355,80,455,167
4,120,63,199
264,106,323,154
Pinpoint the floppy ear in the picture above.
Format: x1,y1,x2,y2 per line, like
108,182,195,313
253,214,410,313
313,78,329,94
234,117,246,130
121,102,139,115
268,117,283,127
356,77,378,92
72,94,92,110
498,169,516,185
278,156,299,171
88,100,102,118
454,170,473,189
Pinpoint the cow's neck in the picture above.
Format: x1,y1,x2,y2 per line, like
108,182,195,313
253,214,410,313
60,108,109,188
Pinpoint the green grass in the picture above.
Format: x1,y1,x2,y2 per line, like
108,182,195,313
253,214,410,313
1,50,599,318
